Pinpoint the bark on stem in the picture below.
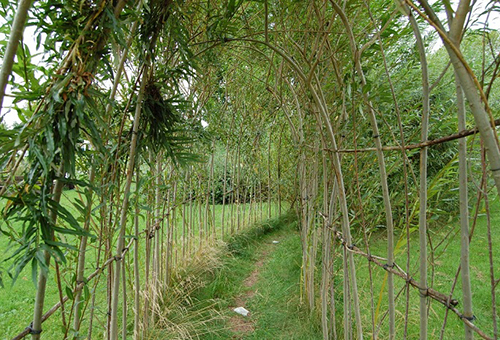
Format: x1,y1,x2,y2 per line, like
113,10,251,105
73,166,96,335
455,70,475,339
0,0,33,113
152,151,162,323
31,170,65,340
133,169,141,340
109,63,148,340
407,8,430,340
329,119,500,153
446,5,475,336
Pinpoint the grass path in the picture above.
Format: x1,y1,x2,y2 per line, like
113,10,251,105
228,240,277,338
197,215,322,340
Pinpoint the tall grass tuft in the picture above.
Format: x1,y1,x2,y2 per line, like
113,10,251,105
145,242,227,340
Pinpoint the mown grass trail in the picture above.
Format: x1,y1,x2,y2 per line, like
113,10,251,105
192,214,322,340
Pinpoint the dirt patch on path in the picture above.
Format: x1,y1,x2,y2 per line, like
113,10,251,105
228,247,273,338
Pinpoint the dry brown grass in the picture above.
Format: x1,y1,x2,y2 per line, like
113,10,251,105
145,241,228,340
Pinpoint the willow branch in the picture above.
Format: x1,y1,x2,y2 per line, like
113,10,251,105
409,0,495,124
329,119,500,153
0,0,33,113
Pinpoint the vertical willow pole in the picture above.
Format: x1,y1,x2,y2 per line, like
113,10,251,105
182,172,187,259
205,162,211,240
73,165,96,335
249,184,254,224
133,168,141,340
152,151,162,324
268,129,272,219
32,172,65,340
109,64,148,340
189,168,194,254
188,168,194,255
230,150,236,234
406,7,431,339
448,4,475,337
278,125,283,215
236,144,241,231
0,0,33,112
221,140,229,238
299,151,308,306
259,180,263,222
319,124,331,340
167,180,177,286
328,183,338,340
121,257,127,340
242,179,247,226
143,152,153,333
210,145,216,238
455,70,474,339
196,174,204,249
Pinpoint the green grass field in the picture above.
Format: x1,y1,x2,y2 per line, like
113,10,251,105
348,199,500,339
1,188,498,339
0,187,285,339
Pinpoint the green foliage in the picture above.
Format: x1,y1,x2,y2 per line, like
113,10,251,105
1,185,92,284
140,82,196,162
